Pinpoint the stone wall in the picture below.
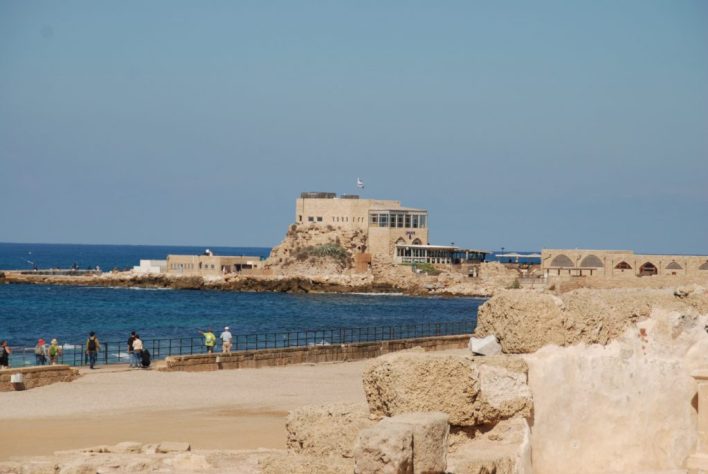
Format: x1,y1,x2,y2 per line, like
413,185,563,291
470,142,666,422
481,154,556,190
162,335,470,372
0,365,79,392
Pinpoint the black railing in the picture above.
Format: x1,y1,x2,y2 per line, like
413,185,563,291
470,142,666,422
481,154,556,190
6,320,474,368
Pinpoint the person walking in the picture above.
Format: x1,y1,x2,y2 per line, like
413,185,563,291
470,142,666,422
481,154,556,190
85,332,100,369
0,340,11,368
127,331,137,368
34,338,47,365
220,326,233,354
200,329,216,354
48,339,62,365
132,334,144,368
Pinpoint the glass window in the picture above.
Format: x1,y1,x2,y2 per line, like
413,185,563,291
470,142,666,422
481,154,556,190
308,216,314,222
419,215,426,228
404,214,411,228
396,213,403,228
317,216,323,222
380,214,389,227
412,215,418,228
370,214,378,225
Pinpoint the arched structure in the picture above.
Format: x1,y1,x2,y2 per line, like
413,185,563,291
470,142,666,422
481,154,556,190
579,255,603,268
639,262,658,276
550,254,574,267
615,261,632,270
665,261,683,270
412,238,422,245
395,237,406,245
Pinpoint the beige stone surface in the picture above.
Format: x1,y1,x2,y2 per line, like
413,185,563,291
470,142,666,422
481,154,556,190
285,403,375,458
379,412,449,474
525,308,708,474
447,418,532,474
354,421,414,474
475,287,708,353
362,351,531,426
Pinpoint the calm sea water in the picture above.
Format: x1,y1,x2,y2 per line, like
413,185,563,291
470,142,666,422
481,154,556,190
0,243,482,349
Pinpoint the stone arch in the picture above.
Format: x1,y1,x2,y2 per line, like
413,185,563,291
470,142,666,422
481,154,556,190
665,261,682,270
550,254,574,267
579,255,603,268
700,261,708,270
412,238,422,245
395,237,406,245
615,261,632,270
639,262,658,276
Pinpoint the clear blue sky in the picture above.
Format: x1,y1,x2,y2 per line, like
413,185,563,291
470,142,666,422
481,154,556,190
1,1,706,253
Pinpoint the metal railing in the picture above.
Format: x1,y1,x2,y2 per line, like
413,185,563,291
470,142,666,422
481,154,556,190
6,320,475,368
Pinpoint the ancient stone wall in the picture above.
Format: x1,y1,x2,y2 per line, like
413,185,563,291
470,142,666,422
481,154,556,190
162,335,470,372
0,365,79,392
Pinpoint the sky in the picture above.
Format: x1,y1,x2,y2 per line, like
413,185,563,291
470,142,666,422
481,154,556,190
1,1,707,253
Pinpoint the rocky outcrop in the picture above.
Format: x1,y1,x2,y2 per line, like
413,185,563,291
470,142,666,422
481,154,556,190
362,351,532,427
286,403,375,459
525,308,708,474
475,287,708,353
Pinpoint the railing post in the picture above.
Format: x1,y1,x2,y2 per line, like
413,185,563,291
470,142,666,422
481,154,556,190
687,368,708,472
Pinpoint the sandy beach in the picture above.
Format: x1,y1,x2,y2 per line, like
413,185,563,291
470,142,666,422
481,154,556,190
1,359,376,460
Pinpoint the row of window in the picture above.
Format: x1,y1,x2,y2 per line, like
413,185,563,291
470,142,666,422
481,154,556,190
169,263,216,270
369,213,427,229
298,215,367,224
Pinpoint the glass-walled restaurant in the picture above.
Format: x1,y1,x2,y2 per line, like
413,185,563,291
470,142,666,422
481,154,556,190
369,210,427,228
395,245,488,265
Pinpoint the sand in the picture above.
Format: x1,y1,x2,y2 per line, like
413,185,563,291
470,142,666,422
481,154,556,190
1,360,370,460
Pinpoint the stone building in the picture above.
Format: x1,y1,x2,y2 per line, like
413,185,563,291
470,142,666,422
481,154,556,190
166,254,262,276
541,249,708,278
295,192,486,267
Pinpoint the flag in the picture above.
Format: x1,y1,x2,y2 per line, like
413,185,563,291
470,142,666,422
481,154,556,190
356,178,365,189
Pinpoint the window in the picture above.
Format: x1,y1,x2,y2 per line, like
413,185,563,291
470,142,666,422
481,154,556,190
412,215,419,228
308,216,314,222
419,215,426,228
380,214,389,227
317,216,323,222
298,215,302,222
404,214,411,228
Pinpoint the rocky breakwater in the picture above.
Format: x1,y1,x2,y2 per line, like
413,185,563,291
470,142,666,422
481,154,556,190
475,286,708,473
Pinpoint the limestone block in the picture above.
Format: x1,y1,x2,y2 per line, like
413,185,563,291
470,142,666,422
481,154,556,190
286,403,375,458
469,335,501,356
156,441,191,453
111,442,143,454
354,422,413,474
379,412,449,474
260,453,353,474
20,462,59,474
525,309,708,473
363,352,531,427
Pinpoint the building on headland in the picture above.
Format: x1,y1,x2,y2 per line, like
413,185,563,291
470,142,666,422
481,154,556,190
132,260,167,275
541,249,708,278
295,192,487,268
166,253,262,276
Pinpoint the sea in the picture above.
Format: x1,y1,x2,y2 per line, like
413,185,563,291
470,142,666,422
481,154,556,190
0,243,483,351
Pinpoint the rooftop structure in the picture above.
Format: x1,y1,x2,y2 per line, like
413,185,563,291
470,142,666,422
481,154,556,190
166,253,262,276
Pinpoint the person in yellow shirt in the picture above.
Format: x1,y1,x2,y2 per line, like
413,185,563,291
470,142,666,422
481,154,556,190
200,329,216,353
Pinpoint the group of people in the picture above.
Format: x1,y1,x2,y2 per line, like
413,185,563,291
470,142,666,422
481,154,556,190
199,326,233,353
1,325,235,370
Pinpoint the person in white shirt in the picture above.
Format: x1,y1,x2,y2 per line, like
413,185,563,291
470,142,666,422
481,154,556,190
220,326,233,354
132,335,144,368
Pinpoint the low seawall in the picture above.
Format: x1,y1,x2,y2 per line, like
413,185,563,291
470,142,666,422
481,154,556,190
163,334,470,372
0,365,80,392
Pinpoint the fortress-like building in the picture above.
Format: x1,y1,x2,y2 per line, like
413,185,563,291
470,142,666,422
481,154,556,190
296,192,486,267
541,249,708,278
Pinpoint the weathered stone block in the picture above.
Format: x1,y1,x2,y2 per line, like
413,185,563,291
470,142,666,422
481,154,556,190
156,442,191,453
354,422,413,474
380,412,449,474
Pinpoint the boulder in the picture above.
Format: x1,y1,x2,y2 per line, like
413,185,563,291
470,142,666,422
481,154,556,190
469,335,501,356
525,308,708,473
362,352,531,427
354,421,414,474
286,403,375,458
379,412,449,474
